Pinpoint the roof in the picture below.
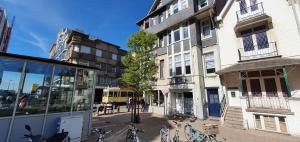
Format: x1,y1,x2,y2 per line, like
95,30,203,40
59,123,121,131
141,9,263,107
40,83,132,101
0,52,96,70
217,57,300,75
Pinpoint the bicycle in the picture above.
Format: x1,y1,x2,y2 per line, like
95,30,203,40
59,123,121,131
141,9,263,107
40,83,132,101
172,121,181,142
160,125,170,142
23,125,69,142
126,123,144,142
184,123,218,142
92,128,113,142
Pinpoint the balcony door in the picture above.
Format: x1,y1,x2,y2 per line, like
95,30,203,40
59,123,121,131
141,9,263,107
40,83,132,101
238,0,261,20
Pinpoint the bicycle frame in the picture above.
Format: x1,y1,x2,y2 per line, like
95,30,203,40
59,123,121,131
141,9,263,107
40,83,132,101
184,123,206,142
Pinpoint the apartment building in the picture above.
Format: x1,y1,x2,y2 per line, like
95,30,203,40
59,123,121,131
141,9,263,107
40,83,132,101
0,8,12,53
50,28,127,103
137,0,226,119
217,0,300,135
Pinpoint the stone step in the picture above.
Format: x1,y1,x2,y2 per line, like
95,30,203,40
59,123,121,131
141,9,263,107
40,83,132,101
225,116,243,122
224,122,244,129
226,108,242,112
225,112,243,118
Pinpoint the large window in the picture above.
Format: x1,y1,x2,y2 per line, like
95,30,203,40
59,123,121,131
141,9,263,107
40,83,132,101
96,49,102,57
174,28,181,42
160,60,164,79
73,69,94,111
184,53,191,74
204,53,215,74
80,46,91,54
16,62,53,115
0,58,24,117
241,26,269,51
201,19,212,39
175,54,182,75
48,66,75,113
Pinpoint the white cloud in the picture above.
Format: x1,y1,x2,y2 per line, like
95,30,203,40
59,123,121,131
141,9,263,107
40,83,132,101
15,32,49,54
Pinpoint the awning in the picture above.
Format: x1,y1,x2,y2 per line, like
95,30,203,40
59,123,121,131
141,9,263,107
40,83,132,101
217,58,300,75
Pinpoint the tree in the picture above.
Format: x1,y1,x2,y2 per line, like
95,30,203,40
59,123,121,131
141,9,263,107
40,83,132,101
122,31,158,123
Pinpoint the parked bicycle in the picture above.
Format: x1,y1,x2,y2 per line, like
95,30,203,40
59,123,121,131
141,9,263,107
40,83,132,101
160,125,170,142
92,128,112,142
172,121,181,142
126,123,144,142
23,125,69,142
184,123,218,142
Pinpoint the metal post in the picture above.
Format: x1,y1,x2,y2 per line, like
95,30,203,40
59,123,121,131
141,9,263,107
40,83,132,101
239,72,244,96
88,70,96,135
70,69,78,116
282,66,292,97
6,61,27,142
41,65,55,136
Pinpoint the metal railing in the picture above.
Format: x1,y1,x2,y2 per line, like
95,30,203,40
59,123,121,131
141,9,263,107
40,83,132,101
220,94,228,118
236,2,265,22
246,95,290,110
238,42,278,61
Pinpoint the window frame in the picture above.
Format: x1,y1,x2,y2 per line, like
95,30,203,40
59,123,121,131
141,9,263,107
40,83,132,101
204,52,215,74
80,46,91,54
201,19,212,39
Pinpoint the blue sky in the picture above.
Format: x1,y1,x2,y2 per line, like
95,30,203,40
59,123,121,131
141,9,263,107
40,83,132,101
0,0,153,58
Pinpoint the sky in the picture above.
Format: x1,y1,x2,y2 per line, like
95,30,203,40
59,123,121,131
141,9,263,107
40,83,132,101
0,0,153,58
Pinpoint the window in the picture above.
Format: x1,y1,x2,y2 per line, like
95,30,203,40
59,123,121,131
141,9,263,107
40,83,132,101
204,53,215,74
166,7,171,18
160,60,164,79
198,0,208,9
168,32,172,44
0,58,24,117
183,25,189,39
173,2,179,14
145,21,149,29
241,26,269,52
96,49,102,57
159,90,164,107
48,66,75,113
264,78,277,97
242,35,254,51
73,45,80,52
201,19,212,39
250,79,262,96
250,0,258,11
239,0,248,14
169,57,173,76
152,18,157,26
151,91,158,106
255,115,262,129
184,53,191,74
112,67,117,73
112,54,117,61
180,0,188,9
73,69,94,111
256,31,269,49
95,63,101,69
159,36,164,47
175,54,182,75
80,46,91,54
174,28,181,42
242,80,248,96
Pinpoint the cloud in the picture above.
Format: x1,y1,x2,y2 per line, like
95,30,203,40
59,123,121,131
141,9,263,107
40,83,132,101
15,32,49,54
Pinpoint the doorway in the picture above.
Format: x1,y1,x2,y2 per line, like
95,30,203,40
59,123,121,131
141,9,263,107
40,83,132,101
207,88,221,117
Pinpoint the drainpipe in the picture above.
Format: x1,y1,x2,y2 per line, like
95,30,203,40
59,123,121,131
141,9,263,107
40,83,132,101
289,0,300,36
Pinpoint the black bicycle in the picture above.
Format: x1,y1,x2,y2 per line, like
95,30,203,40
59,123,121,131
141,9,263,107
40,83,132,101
92,128,113,142
126,123,144,142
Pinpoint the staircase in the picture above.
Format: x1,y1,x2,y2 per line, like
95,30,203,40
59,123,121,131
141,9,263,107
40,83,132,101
224,107,244,129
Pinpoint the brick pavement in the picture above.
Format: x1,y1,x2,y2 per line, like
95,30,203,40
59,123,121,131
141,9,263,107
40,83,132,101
83,112,300,142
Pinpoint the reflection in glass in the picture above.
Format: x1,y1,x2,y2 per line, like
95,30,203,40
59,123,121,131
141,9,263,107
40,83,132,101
48,66,75,113
16,62,53,115
73,69,93,111
0,58,24,117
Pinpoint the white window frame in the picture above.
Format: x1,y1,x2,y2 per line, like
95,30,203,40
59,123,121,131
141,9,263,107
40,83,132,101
173,28,181,42
182,24,190,39
169,57,173,77
204,52,215,75
184,52,191,75
174,54,182,75
201,19,212,39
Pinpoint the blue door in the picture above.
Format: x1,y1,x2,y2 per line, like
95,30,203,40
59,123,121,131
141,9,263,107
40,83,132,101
207,88,221,117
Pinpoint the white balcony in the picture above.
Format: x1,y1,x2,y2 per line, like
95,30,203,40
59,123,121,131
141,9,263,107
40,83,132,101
236,2,265,22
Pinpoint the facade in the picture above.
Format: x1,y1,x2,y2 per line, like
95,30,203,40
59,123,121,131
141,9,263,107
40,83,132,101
0,52,96,142
0,8,12,53
217,0,300,135
137,0,226,119
50,28,127,103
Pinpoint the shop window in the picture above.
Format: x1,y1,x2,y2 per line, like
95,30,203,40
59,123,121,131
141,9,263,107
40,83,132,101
73,69,94,111
0,58,24,117
16,62,53,115
48,66,75,113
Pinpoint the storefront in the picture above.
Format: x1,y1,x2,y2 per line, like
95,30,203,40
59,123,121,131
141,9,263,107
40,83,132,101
0,53,95,142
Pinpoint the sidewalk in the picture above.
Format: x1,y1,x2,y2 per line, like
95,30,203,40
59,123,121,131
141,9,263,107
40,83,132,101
83,112,300,142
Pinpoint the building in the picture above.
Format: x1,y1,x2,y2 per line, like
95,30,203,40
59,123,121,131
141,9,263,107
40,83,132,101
217,0,300,135
50,28,127,103
137,0,226,119
0,52,96,142
0,7,12,52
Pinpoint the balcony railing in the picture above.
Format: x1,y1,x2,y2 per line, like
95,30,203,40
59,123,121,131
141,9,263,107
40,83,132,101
246,95,290,110
236,2,265,22
238,42,278,61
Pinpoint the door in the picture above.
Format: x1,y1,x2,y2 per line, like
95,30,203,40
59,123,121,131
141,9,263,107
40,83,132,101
207,88,221,117
184,92,193,115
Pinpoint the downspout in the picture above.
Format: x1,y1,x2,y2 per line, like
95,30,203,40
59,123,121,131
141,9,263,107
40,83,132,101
289,0,300,36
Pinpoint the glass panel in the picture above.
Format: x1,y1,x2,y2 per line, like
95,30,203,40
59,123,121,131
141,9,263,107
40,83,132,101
80,46,91,54
48,66,75,113
0,58,24,117
160,60,164,79
243,35,255,51
247,71,260,77
202,20,211,38
264,78,277,97
73,69,93,111
205,53,215,74
174,30,180,42
256,32,269,49
279,117,287,132
16,62,53,115
250,0,258,11
250,79,262,96
242,80,248,96
183,26,189,38
96,49,102,57
173,2,179,14
239,0,248,14
199,0,208,8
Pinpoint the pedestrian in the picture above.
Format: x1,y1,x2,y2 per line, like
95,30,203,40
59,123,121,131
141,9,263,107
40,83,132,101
140,98,145,112
127,97,132,112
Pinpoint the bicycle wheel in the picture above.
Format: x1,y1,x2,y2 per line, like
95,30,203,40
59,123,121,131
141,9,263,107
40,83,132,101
184,124,192,141
126,130,133,142
205,135,218,142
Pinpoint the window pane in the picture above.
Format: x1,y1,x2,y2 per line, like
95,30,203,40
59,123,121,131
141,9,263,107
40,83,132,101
176,67,182,75
16,62,53,115
168,33,172,44
250,79,262,96
183,26,189,38
185,66,191,74
205,53,215,74
151,91,158,106
199,0,208,8
250,0,258,11
264,78,277,97
256,32,269,49
48,66,75,113
73,69,94,111
174,30,180,42
243,35,255,51
112,54,117,61
160,60,164,79
242,80,248,96
173,3,179,14
96,49,102,57
239,0,248,14
0,58,24,117
80,46,91,54
159,91,164,107
202,20,211,38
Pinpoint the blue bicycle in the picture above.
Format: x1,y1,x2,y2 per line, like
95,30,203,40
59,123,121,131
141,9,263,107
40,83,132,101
184,123,218,142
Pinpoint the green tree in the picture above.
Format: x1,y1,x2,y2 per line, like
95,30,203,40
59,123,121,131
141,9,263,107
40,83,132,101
122,30,158,123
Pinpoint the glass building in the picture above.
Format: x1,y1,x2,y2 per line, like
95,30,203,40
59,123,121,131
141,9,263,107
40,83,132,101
0,52,95,142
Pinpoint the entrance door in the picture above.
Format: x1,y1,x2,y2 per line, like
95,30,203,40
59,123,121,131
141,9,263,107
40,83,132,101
207,88,221,117
184,92,193,115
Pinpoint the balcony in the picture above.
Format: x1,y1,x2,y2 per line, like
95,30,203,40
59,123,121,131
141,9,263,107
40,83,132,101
236,2,265,22
238,42,278,61
246,95,292,114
